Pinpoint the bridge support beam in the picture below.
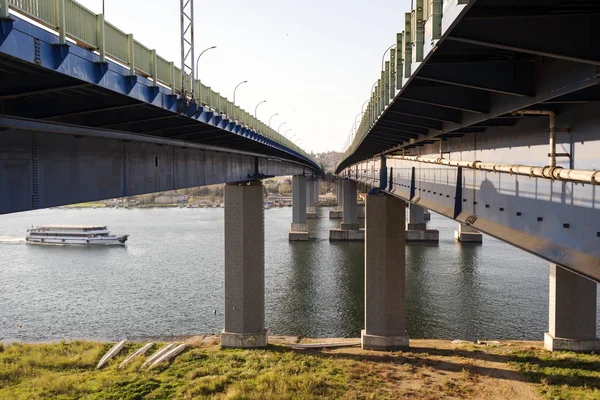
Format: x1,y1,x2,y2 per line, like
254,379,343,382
306,177,317,219
221,181,267,348
362,193,409,351
330,179,364,241
406,203,439,243
330,179,343,219
289,176,310,241
454,223,482,244
545,264,600,352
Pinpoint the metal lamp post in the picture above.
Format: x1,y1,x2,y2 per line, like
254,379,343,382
233,80,248,103
255,100,267,118
268,113,279,127
195,45,217,81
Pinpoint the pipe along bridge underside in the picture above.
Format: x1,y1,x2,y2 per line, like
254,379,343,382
0,2,320,215
337,0,600,283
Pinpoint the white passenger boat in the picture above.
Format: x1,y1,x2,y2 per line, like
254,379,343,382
25,225,129,246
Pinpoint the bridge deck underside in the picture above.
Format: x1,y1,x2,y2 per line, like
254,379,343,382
338,0,600,172
0,14,317,170
0,55,294,160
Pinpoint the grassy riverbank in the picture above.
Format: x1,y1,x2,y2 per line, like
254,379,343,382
1,338,598,399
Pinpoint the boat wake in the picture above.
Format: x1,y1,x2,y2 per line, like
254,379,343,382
0,236,26,244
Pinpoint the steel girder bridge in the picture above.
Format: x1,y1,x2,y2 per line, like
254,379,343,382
0,0,321,215
336,0,600,284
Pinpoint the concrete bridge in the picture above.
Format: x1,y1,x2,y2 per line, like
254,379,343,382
0,0,321,348
1,0,599,353
333,0,600,352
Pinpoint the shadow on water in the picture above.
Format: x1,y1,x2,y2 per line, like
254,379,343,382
405,245,440,339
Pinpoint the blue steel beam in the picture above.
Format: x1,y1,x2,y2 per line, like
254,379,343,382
0,14,319,171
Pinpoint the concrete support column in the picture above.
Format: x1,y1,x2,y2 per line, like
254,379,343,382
407,203,426,231
423,209,431,221
362,193,409,350
406,203,439,243
454,223,483,243
314,178,320,206
330,179,364,240
545,264,600,352
306,177,317,218
221,181,267,348
330,179,343,219
341,179,359,230
289,176,310,241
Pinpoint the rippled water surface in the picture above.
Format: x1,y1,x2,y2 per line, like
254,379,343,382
0,207,598,342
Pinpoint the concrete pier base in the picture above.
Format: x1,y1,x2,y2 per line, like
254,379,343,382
329,209,343,219
454,223,483,243
362,193,409,351
221,331,268,348
221,181,267,348
406,204,439,244
545,264,600,352
306,206,318,219
361,330,409,351
406,229,440,243
289,222,310,241
329,228,365,241
544,333,600,352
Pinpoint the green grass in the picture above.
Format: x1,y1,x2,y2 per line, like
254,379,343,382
506,348,600,399
0,341,378,400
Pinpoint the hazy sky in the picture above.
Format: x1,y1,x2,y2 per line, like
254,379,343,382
75,0,410,153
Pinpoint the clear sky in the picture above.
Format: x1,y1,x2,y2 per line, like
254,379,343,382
75,0,411,153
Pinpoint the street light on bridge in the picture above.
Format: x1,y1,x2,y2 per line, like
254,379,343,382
195,46,217,81
381,43,395,72
232,80,248,104
277,122,287,132
255,100,267,118
268,113,279,127
284,128,292,138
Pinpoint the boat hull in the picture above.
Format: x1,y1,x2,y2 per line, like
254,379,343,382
25,236,128,246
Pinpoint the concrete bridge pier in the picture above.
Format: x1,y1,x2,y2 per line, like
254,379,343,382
306,177,317,219
545,264,600,352
406,203,439,243
329,179,364,241
362,192,409,350
314,178,320,207
330,179,343,219
454,223,483,243
289,176,310,241
221,181,267,348
423,209,431,221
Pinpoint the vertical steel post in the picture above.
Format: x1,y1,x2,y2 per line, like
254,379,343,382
1,0,9,19
180,0,195,100
396,33,403,87
58,0,66,45
150,49,158,87
96,13,106,62
169,61,175,94
389,49,396,97
127,34,135,75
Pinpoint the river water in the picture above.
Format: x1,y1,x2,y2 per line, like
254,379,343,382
0,207,598,342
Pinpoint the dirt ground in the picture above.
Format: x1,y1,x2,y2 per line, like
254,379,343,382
190,335,542,399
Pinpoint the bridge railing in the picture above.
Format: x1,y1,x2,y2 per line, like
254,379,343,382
2,0,316,166
338,0,469,169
